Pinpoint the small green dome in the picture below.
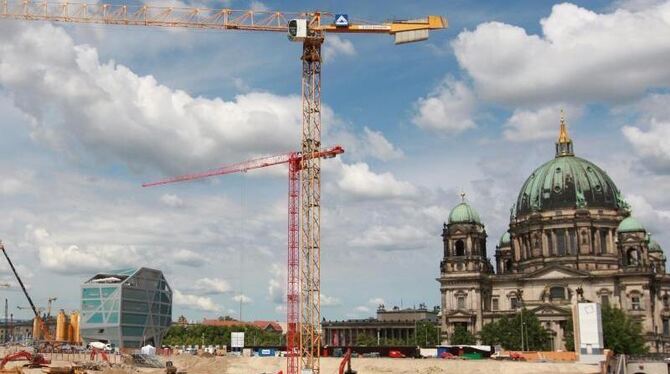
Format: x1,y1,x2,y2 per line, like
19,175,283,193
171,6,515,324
649,240,663,253
499,232,511,247
617,217,645,233
448,202,482,225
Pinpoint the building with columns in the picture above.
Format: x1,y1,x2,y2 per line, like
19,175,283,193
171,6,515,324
439,116,669,352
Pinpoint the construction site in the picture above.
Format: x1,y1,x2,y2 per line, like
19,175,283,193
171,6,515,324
1,0,670,374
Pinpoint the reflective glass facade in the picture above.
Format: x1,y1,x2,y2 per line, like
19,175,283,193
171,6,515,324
80,267,172,349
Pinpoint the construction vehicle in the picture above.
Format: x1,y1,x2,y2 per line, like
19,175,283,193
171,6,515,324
0,351,50,370
338,349,356,374
0,241,53,344
0,4,447,373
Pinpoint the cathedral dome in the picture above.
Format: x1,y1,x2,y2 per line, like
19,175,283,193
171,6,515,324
499,232,511,247
448,196,482,225
515,115,624,216
649,240,663,253
618,216,645,233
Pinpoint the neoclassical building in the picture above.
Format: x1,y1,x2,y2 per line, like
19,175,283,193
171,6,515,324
438,117,669,351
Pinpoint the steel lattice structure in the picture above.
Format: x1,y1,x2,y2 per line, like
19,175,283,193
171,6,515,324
2,4,447,372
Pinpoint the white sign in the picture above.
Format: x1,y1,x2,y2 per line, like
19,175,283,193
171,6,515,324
231,332,245,348
334,14,349,27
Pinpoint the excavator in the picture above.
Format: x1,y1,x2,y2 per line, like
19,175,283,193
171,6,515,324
0,241,54,345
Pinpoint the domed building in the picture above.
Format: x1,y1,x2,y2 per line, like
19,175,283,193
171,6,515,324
438,115,669,352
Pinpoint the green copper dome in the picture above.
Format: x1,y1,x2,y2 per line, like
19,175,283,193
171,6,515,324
617,217,645,233
515,117,625,215
448,201,482,225
649,240,663,253
499,232,511,247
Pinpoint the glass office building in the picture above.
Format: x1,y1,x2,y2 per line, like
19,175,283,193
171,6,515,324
80,267,172,349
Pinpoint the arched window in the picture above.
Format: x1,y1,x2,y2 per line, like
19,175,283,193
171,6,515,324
505,259,513,273
455,240,465,256
627,248,638,266
550,286,566,300
480,238,487,256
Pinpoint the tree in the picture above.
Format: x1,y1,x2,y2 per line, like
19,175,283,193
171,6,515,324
356,333,378,347
451,325,476,345
564,305,647,354
478,309,551,350
415,322,440,347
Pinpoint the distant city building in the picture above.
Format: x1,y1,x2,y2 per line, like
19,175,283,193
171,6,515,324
322,304,439,346
201,319,283,334
80,267,172,349
0,318,56,343
439,117,669,352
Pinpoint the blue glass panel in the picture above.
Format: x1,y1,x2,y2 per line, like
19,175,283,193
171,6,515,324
87,313,103,323
122,313,147,325
101,287,116,297
122,326,145,337
82,300,101,311
108,312,119,324
122,301,148,312
82,288,100,299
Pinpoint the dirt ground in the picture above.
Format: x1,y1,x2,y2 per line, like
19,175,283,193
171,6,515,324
128,355,599,374
7,354,601,374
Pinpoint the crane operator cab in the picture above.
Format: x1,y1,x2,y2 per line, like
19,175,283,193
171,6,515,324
288,19,307,41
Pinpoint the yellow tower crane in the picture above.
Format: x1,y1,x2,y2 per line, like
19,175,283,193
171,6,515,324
0,4,447,373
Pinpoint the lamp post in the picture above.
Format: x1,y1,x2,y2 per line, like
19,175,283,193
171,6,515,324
517,289,524,351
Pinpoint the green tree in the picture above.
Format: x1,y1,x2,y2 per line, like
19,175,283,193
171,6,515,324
356,333,378,347
415,322,440,347
478,309,550,350
564,305,647,354
451,325,476,345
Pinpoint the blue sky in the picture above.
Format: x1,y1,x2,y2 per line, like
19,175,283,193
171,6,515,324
1,0,670,322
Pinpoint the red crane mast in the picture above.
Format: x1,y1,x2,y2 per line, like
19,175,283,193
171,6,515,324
142,145,343,373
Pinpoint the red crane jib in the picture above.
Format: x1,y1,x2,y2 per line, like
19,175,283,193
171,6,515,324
142,145,343,187
142,144,344,374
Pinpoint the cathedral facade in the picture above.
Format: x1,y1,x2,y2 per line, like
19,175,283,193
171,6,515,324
438,117,669,352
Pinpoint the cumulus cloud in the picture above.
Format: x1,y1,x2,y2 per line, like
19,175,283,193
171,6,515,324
412,78,476,135
267,263,285,305
354,305,371,313
503,104,583,142
362,127,403,161
232,294,253,304
160,194,184,208
0,22,302,175
622,94,670,173
31,227,142,273
174,290,221,312
323,35,356,61
193,277,232,294
172,249,205,267
321,294,341,307
336,162,417,200
349,224,429,251
452,2,670,104
368,297,385,306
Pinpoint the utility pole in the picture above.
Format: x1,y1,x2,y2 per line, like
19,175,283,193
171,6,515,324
4,298,7,343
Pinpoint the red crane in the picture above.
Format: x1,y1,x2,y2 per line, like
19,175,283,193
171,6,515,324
143,145,344,373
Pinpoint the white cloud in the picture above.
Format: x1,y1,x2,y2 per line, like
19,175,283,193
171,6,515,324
0,22,302,176
160,194,184,208
452,2,670,104
622,94,670,172
362,127,403,161
174,290,221,312
412,78,476,135
193,277,232,294
354,305,371,313
172,249,205,267
368,297,385,306
336,162,418,200
323,35,356,61
349,224,429,251
503,104,583,142
321,294,341,307
232,294,253,304
250,1,269,12
267,263,285,305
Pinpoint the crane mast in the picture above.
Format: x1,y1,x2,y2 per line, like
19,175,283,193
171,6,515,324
1,3,446,372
